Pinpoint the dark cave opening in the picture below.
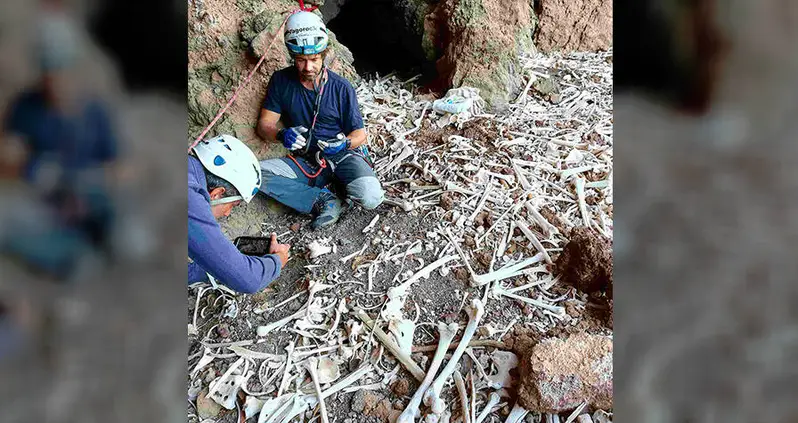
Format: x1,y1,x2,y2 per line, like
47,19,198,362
321,0,437,82
89,0,187,95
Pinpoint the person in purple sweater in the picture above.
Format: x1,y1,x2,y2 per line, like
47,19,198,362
188,135,291,293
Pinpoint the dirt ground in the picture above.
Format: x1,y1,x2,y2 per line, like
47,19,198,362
188,187,611,422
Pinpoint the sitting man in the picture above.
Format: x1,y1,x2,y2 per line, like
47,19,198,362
256,11,384,229
188,135,291,294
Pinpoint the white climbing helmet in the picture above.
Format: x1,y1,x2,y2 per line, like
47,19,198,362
192,134,262,205
284,11,329,56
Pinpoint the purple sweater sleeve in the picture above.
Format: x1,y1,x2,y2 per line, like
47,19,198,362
187,157,281,293
188,261,209,284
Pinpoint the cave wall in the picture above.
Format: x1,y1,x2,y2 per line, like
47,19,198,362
534,0,613,53
188,0,609,131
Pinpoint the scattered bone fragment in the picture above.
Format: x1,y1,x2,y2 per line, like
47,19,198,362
257,307,307,337
504,402,529,423
363,214,380,233
563,402,588,423
591,410,611,423
487,351,519,389
208,357,246,409
356,309,425,382
389,318,416,357
308,238,333,259
453,370,471,423
474,392,501,423
514,219,553,264
244,396,266,419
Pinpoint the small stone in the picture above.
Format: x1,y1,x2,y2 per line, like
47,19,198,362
390,378,410,397
344,419,354,423
474,211,491,227
216,324,230,338
464,235,476,248
477,326,491,337
290,223,301,232
439,192,454,210
351,390,367,413
475,251,492,268
348,358,362,372
203,368,217,384
453,267,469,281
197,389,222,419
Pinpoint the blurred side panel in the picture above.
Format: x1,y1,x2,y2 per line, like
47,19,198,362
0,0,188,422
614,0,798,421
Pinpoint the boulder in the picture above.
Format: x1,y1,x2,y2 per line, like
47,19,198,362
430,0,534,111
518,333,613,413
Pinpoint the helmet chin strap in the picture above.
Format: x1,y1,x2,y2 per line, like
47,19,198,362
210,195,244,206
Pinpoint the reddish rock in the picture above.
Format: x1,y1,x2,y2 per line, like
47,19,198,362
535,0,612,53
518,333,612,412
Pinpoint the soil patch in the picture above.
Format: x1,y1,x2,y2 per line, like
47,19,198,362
554,226,612,295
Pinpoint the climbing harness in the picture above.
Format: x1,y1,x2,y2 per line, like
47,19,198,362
286,66,330,179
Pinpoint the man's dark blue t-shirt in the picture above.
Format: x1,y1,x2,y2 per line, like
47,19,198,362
2,89,118,182
262,67,364,155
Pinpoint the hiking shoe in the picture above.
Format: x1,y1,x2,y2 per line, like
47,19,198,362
311,189,342,229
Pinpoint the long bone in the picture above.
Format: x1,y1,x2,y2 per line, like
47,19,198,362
397,322,459,423
423,299,485,416
304,357,329,423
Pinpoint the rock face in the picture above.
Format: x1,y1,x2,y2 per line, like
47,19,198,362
428,0,534,111
534,0,613,53
518,333,613,413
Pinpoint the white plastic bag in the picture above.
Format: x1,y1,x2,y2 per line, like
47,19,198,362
432,96,474,114
431,86,486,115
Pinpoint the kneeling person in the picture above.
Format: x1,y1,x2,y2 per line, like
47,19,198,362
188,135,290,293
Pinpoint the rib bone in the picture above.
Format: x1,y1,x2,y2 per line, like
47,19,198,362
423,299,485,416
397,322,458,423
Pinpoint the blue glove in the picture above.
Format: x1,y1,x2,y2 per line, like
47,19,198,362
276,126,308,151
317,133,350,155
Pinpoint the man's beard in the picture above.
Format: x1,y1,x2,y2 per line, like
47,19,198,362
300,72,318,82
